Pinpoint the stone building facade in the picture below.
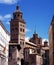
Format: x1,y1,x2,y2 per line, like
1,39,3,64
29,32,42,54
29,32,49,65
24,41,37,65
0,21,10,65
41,41,49,65
8,6,25,65
29,32,42,45
8,5,50,65
48,16,54,65
24,33,43,65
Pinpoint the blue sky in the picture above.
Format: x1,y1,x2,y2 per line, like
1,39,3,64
0,0,54,40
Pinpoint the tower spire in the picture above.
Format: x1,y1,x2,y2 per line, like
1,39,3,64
16,5,19,10
34,25,36,34
16,1,20,10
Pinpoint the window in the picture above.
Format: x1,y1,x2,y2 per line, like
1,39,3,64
18,14,19,17
20,28,22,32
14,15,16,19
20,24,22,26
20,28,25,32
23,29,24,32
11,28,14,32
9,46,12,58
23,25,25,27
21,15,22,18
15,28,18,31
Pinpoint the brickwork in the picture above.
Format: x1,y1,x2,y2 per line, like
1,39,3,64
8,6,25,65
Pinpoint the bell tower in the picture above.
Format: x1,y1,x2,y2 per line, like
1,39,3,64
9,6,25,65
10,6,25,43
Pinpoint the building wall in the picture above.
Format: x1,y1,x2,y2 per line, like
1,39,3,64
29,54,36,65
9,6,25,65
24,48,37,65
0,22,10,65
41,49,49,65
36,55,42,65
29,33,42,45
49,22,54,65
8,45,21,65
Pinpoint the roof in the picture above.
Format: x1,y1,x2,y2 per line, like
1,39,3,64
42,47,49,50
25,41,37,47
0,20,10,35
13,5,23,14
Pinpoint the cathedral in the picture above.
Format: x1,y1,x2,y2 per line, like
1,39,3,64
0,5,50,65
8,5,49,65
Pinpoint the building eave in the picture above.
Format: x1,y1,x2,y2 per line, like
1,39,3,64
0,20,10,35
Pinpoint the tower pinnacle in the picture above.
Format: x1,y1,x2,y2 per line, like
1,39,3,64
16,5,19,10
16,0,20,11
34,25,36,34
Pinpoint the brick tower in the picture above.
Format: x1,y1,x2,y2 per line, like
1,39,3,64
8,6,25,65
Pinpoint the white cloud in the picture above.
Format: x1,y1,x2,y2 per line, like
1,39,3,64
6,21,10,25
0,16,3,20
42,39,49,44
0,0,18,4
25,28,31,32
0,14,11,25
25,37,30,41
4,14,11,18
0,14,11,20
